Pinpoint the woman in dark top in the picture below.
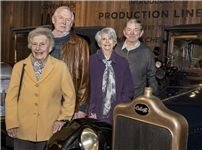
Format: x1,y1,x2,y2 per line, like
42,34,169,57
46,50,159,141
88,27,134,125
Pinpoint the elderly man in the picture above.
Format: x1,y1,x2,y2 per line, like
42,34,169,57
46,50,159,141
115,19,158,99
51,6,89,119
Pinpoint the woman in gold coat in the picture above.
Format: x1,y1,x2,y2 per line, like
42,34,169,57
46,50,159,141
5,27,76,150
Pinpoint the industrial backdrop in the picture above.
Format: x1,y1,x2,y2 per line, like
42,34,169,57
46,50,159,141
1,1,202,63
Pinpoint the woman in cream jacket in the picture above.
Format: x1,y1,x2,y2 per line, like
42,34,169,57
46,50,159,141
5,27,76,150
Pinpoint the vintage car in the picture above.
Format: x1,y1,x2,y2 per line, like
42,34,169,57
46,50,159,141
44,118,112,150
1,24,202,150
1,62,13,150
154,24,202,150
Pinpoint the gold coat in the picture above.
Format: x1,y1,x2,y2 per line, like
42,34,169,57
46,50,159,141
5,54,76,142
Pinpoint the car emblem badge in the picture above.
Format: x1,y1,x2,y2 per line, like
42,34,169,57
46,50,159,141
135,104,149,115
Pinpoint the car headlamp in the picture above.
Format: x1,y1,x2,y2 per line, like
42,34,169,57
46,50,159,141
81,128,99,150
156,68,166,80
155,61,162,68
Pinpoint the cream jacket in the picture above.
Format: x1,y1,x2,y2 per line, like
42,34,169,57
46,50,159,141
5,54,76,142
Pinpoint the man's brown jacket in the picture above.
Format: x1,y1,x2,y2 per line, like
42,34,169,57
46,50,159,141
60,31,90,113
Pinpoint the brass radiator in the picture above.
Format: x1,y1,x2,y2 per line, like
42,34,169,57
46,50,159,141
112,87,188,150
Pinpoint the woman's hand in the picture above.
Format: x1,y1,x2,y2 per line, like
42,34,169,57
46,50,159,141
52,121,66,134
7,128,17,138
88,113,97,119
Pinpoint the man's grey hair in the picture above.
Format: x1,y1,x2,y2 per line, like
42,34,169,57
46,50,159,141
124,19,143,31
53,6,74,23
95,27,117,46
28,27,55,50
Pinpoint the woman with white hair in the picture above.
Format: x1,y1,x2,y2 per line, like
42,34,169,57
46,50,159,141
5,27,76,150
88,27,134,125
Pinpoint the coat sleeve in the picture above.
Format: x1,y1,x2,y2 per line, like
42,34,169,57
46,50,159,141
76,39,90,113
121,61,135,103
146,50,158,93
87,56,97,116
5,63,22,130
57,63,76,121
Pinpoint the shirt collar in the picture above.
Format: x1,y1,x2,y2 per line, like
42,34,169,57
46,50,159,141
52,30,70,38
122,40,140,51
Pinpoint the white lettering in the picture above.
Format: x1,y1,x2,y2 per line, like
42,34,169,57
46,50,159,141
135,106,148,113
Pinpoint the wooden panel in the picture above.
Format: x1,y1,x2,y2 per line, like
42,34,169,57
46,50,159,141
1,1,15,63
1,1,202,63
0,1,3,62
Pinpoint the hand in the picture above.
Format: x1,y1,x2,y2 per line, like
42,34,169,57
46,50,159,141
7,128,17,138
52,121,65,134
74,111,86,119
88,113,97,119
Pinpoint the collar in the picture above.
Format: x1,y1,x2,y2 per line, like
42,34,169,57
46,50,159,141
68,31,79,44
24,53,56,65
97,49,116,64
52,30,70,38
122,40,140,51
31,56,47,66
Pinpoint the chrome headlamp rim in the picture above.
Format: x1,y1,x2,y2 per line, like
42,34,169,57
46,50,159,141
80,127,99,150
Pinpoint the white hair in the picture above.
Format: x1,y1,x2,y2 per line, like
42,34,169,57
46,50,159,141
53,6,74,23
95,27,117,46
